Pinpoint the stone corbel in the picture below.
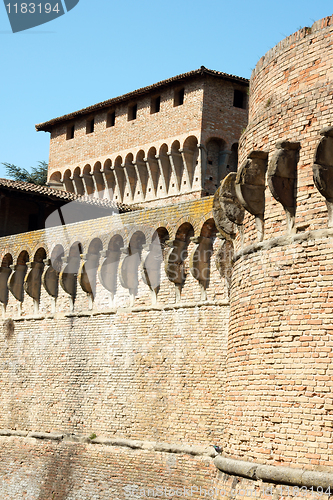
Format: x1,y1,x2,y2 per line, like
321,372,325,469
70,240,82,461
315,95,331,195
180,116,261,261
141,240,163,305
268,141,300,233
78,253,100,310
0,265,12,316
8,263,28,316
24,261,45,314
41,258,59,314
119,246,141,307
235,150,269,242
165,239,188,303
98,249,121,308
189,235,213,301
59,255,81,312
313,126,333,227
213,172,245,241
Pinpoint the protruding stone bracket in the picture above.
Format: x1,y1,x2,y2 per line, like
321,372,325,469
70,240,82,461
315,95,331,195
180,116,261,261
42,258,59,313
165,239,187,302
24,261,45,314
8,263,28,304
141,240,163,305
0,266,12,309
119,245,142,307
236,150,268,242
213,172,245,240
59,253,81,312
78,252,101,309
98,249,121,308
215,239,234,294
313,126,333,227
189,235,213,300
268,140,300,233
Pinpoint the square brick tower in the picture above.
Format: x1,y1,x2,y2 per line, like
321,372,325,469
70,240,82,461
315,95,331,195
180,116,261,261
36,67,248,207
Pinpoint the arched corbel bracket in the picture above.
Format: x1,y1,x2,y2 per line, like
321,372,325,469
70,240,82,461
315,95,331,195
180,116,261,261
42,258,59,314
189,235,213,301
98,249,121,307
235,150,268,242
268,141,300,233
24,261,45,314
119,246,141,307
313,126,333,227
165,239,188,302
78,253,100,309
141,241,163,305
215,239,234,295
0,266,12,311
213,172,245,240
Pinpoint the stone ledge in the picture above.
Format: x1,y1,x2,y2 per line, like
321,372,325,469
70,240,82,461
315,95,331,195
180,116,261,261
6,300,229,322
234,227,333,262
0,429,215,457
214,456,333,488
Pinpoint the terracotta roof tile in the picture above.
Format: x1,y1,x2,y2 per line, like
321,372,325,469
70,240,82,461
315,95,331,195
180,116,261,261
0,178,133,213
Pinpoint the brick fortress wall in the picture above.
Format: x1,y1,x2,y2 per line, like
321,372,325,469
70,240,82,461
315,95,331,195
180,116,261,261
0,196,232,498
223,15,333,471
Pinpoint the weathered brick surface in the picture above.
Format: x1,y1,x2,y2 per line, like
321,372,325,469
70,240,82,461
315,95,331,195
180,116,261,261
226,16,333,471
47,76,247,178
0,437,330,499
237,16,333,248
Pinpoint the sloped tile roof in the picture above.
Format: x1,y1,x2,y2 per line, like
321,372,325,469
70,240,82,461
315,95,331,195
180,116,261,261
0,178,133,213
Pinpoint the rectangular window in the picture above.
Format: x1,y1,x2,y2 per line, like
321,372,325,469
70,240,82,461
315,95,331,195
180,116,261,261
107,110,115,127
66,124,75,140
233,89,246,109
86,117,95,134
151,95,161,114
174,88,185,106
128,103,137,121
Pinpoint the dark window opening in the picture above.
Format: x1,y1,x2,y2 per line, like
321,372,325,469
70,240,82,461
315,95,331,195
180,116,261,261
86,118,95,134
128,104,137,121
107,111,115,127
233,89,246,109
151,96,161,114
174,88,185,106
208,160,213,165
67,124,75,140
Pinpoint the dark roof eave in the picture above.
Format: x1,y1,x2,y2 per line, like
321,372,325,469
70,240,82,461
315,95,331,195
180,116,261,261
35,67,249,132
0,178,133,213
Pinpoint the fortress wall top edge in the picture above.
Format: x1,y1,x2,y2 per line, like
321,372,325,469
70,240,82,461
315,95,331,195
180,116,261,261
251,15,333,79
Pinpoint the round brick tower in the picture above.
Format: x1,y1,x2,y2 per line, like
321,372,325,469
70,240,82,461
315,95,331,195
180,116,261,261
223,15,333,471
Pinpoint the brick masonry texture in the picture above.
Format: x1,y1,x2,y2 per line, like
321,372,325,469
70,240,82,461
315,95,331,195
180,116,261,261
4,17,333,494
225,15,333,471
47,76,247,176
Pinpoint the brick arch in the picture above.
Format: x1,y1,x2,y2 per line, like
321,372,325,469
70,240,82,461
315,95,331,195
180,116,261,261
151,220,173,241
126,224,152,246
31,242,48,260
173,215,200,237
197,210,214,234
182,135,198,150
12,246,32,264
105,227,129,250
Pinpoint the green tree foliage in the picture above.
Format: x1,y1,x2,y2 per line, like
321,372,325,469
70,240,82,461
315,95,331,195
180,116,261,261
2,161,48,186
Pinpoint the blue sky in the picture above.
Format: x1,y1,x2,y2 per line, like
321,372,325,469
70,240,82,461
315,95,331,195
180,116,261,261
0,0,332,179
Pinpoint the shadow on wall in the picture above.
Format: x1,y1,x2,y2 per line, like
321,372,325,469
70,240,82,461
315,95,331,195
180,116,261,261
37,444,75,500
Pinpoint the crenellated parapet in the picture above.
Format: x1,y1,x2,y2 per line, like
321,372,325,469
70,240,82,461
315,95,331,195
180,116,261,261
0,196,231,318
